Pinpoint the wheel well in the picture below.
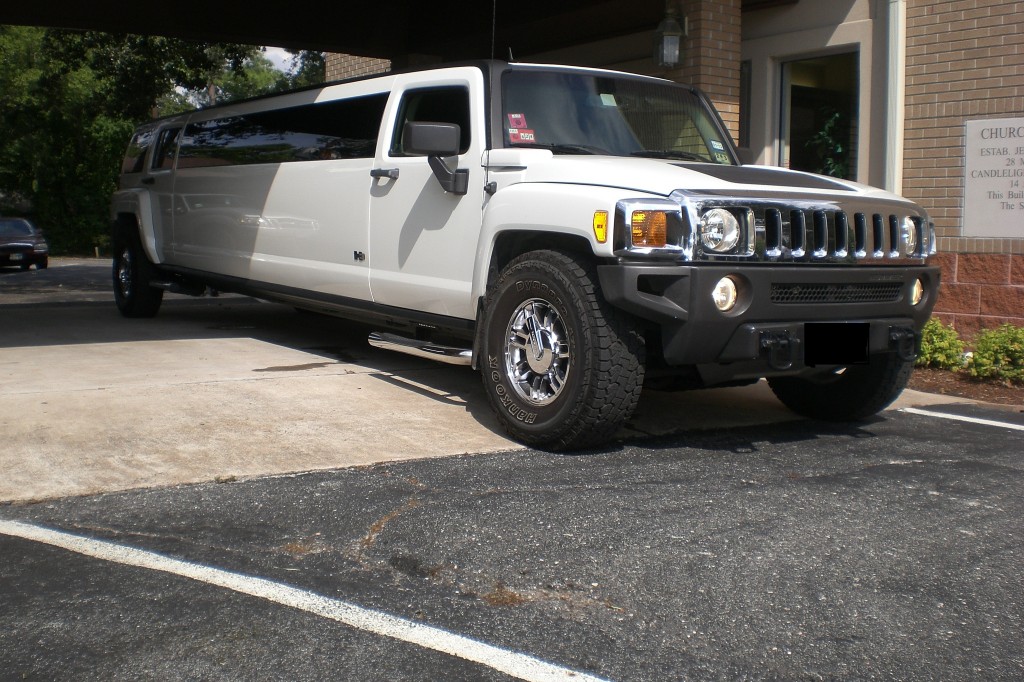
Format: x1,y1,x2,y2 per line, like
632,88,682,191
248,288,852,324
486,231,595,291
112,213,140,241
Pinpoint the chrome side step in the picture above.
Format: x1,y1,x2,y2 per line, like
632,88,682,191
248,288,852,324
368,332,473,366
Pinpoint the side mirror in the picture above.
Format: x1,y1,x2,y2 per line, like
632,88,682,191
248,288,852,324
403,121,468,195
404,121,461,157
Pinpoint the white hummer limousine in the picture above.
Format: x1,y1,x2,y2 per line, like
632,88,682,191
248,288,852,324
111,61,939,450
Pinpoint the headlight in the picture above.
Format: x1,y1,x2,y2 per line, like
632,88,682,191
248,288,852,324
901,216,917,256
700,208,740,253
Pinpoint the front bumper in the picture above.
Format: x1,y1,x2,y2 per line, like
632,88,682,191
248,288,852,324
598,262,940,380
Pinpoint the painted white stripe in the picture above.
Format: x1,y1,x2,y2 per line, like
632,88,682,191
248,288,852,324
900,407,1024,432
0,520,608,682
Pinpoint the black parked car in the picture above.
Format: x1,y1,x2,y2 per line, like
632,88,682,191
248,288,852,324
0,217,49,270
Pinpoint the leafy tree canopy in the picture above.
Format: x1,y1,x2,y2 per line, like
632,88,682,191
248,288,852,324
0,25,325,253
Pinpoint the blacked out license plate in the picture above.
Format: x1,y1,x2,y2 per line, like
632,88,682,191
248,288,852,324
804,322,869,366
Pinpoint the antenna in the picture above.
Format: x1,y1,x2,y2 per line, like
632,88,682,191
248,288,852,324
491,0,497,59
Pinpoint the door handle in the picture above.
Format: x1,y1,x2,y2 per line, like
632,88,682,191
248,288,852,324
370,168,399,180
141,177,156,185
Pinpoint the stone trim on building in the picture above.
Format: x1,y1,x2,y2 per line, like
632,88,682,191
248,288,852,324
930,253,1024,338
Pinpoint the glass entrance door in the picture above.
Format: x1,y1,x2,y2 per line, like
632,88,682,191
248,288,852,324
779,52,859,180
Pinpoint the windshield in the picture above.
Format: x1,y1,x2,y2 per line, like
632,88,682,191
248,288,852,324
501,70,736,164
0,219,34,238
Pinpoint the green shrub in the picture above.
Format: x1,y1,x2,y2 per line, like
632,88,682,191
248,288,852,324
916,318,965,370
967,324,1024,385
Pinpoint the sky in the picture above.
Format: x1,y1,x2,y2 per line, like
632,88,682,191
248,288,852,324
264,46,292,73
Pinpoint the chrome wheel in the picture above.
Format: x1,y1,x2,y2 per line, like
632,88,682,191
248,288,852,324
504,298,571,406
116,247,133,300
112,229,163,318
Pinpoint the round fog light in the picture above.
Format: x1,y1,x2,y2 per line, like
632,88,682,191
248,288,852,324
911,278,925,306
712,276,739,312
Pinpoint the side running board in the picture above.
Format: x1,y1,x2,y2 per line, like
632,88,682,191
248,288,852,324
368,332,473,366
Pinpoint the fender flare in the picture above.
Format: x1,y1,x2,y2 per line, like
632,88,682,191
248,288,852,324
111,189,162,264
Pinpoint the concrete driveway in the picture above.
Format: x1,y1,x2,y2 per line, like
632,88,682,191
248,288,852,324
0,258,963,503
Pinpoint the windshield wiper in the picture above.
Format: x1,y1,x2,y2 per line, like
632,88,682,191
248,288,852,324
631,149,713,163
509,143,610,155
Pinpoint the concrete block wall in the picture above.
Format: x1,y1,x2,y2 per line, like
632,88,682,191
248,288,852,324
930,253,1024,339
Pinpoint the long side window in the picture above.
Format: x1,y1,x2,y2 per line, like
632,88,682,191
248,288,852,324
390,86,471,156
177,93,388,168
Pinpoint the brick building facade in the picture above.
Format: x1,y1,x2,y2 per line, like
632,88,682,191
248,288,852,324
903,0,1024,338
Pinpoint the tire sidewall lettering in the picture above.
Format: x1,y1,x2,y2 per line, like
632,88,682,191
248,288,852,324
485,269,580,431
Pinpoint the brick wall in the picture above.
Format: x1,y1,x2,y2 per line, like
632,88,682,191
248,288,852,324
325,55,391,82
904,0,1024,336
663,0,742,140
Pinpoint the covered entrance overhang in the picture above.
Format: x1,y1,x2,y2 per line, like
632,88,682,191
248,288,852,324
1,1,669,63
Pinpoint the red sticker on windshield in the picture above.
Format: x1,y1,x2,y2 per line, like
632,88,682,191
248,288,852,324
508,113,528,129
509,128,536,143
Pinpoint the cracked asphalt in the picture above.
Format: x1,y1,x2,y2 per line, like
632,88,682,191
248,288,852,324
3,412,1023,680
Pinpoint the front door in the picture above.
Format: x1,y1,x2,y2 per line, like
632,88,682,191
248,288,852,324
368,68,487,321
780,51,859,180
144,124,181,262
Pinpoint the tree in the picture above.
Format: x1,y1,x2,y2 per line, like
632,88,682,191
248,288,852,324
0,26,317,254
284,49,326,89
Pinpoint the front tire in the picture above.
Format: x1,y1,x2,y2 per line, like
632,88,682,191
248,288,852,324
767,353,914,421
113,229,163,318
480,250,645,450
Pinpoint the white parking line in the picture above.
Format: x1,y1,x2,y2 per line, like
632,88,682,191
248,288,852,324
900,407,1024,432
0,520,609,682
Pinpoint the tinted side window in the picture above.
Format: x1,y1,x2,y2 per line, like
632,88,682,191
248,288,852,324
151,127,181,171
391,87,471,156
177,93,388,168
121,130,155,174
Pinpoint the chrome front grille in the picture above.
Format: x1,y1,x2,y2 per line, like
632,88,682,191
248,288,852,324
761,207,924,262
676,191,936,264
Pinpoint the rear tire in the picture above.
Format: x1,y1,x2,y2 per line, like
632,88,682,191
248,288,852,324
767,353,913,421
113,228,164,318
480,250,645,450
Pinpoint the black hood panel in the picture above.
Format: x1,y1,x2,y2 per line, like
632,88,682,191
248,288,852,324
680,163,855,192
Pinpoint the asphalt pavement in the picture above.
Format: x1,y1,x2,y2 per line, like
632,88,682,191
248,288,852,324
1,259,1022,681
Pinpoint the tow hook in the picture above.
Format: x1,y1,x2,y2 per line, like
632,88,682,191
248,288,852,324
760,331,796,370
889,326,919,362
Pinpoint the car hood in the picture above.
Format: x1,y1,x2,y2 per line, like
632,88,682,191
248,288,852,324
483,149,911,204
